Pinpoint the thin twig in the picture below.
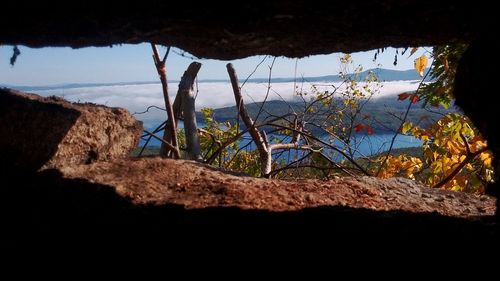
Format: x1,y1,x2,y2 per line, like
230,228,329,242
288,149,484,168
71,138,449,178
198,128,222,159
225,141,255,167
162,46,171,64
432,147,488,189
267,123,370,176
172,49,198,60
205,130,249,164
271,164,359,178
317,151,357,177
376,66,432,176
138,121,166,156
255,57,276,122
241,55,268,89
143,129,178,152
133,105,166,115
269,152,313,177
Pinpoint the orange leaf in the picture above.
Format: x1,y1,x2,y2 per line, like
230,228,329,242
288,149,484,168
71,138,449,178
411,94,419,104
442,57,449,72
354,124,365,133
367,126,374,135
363,114,370,120
398,93,411,101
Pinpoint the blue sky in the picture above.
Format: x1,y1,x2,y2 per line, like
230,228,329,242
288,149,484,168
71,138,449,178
0,43,429,86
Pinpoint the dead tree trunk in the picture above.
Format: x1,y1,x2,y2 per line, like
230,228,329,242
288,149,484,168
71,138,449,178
151,43,180,159
179,62,202,160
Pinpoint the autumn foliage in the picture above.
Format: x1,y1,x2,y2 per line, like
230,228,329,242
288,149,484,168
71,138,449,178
373,46,493,193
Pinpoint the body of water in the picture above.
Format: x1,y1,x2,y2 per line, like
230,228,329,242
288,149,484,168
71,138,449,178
139,121,422,158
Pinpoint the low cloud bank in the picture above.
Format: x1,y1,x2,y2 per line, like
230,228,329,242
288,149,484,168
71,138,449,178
35,80,420,128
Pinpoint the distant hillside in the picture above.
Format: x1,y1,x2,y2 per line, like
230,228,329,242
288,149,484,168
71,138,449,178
2,68,429,91
198,98,456,135
192,68,428,83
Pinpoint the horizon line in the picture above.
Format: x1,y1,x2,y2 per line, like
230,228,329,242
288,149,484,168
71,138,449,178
1,67,420,90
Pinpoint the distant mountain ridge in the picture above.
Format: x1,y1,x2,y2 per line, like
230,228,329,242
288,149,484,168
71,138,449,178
210,68,428,83
2,68,429,92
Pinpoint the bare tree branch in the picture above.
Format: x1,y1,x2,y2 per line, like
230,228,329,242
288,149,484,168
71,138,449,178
198,128,222,159
267,123,371,176
432,147,488,189
151,43,180,159
143,129,178,152
241,55,268,89
162,46,171,64
138,121,166,156
227,63,269,157
205,130,248,165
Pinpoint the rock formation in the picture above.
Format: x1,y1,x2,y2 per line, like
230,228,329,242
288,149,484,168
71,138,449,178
0,1,494,59
0,88,142,171
59,157,495,218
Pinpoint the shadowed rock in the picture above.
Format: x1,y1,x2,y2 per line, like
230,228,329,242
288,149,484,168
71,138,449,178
60,157,496,218
0,1,494,59
2,156,496,252
0,88,142,171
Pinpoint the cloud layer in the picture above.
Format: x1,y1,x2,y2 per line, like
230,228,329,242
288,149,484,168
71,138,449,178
34,80,420,128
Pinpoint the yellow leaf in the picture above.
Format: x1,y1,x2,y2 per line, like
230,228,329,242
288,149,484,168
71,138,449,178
451,184,462,192
480,152,491,161
433,151,439,161
414,55,428,77
447,140,463,155
480,152,492,168
306,107,316,113
401,121,413,134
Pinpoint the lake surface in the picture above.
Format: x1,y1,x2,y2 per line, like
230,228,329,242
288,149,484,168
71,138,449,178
139,121,422,157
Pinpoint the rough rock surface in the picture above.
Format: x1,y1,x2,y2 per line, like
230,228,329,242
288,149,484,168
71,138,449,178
0,88,142,171
60,157,496,218
0,1,494,59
